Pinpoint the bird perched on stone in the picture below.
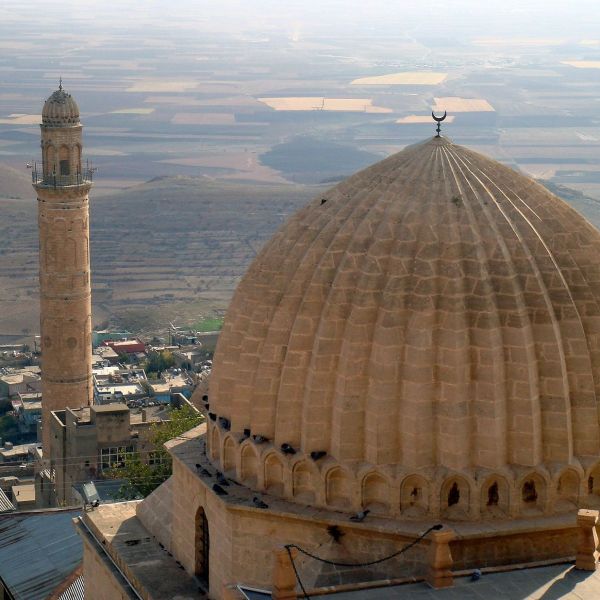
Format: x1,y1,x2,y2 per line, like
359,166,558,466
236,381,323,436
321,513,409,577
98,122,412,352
197,466,211,477
350,509,370,522
212,484,228,496
219,417,231,430
242,428,251,440
327,525,344,543
471,569,482,581
320,198,327,205
253,496,268,509
281,443,296,455
310,451,326,461
216,471,230,486
253,434,268,444
208,412,216,421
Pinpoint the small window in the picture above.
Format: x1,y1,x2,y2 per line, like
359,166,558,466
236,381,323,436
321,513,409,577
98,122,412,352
487,482,499,506
522,480,538,503
448,482,460,506
60,159,70,176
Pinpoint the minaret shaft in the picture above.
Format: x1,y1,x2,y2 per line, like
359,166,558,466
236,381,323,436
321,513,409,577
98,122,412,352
34,86,93,453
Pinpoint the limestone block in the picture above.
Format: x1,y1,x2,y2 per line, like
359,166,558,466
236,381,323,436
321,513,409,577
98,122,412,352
272,547,298,600
576,509,599,570
426,528,455,589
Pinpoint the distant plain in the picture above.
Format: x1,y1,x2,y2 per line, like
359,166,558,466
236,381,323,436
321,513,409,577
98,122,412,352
1,0,600,340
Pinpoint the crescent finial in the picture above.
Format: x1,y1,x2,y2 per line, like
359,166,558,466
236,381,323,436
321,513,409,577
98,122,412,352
432,110,447,137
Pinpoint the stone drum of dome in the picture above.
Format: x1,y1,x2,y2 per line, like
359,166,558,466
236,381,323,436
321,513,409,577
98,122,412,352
205,137,600,521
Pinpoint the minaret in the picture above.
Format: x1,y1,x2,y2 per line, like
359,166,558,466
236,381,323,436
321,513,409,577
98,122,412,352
33,83,93,453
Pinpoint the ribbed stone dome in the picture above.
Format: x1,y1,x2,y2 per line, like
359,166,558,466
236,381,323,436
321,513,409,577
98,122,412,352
42,87,80,127
206,137,600,520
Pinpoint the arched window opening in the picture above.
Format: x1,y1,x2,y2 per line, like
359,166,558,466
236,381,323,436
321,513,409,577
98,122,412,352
587,464,600,507
487,482,499,506
194,507,209,589
59,145,70,176
522,480,537,503
400,475,429,517
442,477,470,520
448,482,460,507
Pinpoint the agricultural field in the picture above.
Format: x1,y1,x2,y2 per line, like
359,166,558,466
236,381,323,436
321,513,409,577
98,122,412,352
1,0,600,339
351,72,448,85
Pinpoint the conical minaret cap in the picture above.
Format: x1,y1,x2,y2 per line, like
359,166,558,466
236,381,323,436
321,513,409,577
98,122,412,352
42,85,80,127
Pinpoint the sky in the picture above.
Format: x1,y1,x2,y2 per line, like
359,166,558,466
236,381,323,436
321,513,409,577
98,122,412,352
2,0,600,39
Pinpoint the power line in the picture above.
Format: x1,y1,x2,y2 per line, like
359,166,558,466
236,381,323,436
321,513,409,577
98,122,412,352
285,524,443,599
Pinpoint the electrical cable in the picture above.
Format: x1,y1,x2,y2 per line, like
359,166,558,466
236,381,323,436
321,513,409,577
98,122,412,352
284,524,443,599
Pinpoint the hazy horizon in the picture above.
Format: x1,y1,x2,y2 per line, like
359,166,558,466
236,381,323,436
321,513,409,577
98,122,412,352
1,0,600,38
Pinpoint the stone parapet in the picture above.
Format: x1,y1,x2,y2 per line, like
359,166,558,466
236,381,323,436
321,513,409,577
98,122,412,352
426,528,455,589
207,420,597,523
576,509,599,570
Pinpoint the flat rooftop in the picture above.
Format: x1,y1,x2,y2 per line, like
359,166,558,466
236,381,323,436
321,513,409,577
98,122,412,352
295,563,600,599
12,483,35,503
79,502,205,599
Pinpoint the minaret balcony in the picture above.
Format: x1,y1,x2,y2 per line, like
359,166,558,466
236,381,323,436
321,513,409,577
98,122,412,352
32,167,93,188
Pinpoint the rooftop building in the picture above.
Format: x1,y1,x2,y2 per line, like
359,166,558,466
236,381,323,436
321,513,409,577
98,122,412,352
0,368,42,398
101,338,146,355
45,400,180,506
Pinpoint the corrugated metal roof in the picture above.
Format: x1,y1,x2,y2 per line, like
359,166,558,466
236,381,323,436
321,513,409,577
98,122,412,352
0,509,82,600
57,574,84,600
0,488,15,514
73,478,140,504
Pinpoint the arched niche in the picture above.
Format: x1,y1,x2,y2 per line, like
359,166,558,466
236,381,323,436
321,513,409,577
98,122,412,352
555,469,579,512
75,144,82,174
480,476,509,518
264,453,284,496
222,436,236,475
63,238,77,270
240,444,258,488
326,467,352,509
45,144,56,176
209,424,220,462
587,462,600,508
400,474,429,517
520,473,546,515
194,506,209,587
361,472,390,514
441,476,471,520
84,315,92,357
292,461,315,504
59,145,70,176
82,236,89,266
45,237,58,270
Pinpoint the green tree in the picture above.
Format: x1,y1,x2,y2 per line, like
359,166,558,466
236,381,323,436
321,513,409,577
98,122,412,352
144,350,175,376
106,404,202,499
0,414,19,439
